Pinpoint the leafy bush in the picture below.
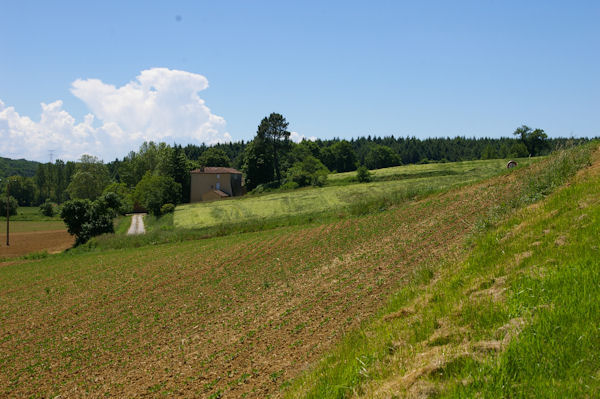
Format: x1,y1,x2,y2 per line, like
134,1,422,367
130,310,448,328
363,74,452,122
364,145,401,169
98,192,122,214
133,172,182,216
0,196,18,216
160,203,175,215
103,182,133,214
280,181,300,190
60,199,91,244
286,156,328,187
198,147,231,167
250,181,283,194
508,142,529,158
39,199,55,217
4,176,36,206
60,193,122,246
66,155,111,200
356,165,372,183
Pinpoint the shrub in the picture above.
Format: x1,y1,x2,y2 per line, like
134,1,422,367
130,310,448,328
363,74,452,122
60,193,122,246
286,156,329,187
198,147,231,167
160,203,175,215
364,145,401,169
60,199,91,244
133,172,182,216
280,181,300,191
508,142,529,158
0,196,18,216
356,165,372,183
39,199,55,217
97,192,122,214
103,183,133,214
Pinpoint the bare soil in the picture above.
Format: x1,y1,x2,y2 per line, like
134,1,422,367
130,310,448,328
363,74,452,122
0,229,73,258
0,170,528,398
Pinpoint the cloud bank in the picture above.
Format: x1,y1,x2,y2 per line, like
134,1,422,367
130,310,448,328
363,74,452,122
0,68,231,162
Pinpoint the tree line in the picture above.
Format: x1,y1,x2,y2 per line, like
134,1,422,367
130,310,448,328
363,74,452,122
0,157,39,179
2,116,591,210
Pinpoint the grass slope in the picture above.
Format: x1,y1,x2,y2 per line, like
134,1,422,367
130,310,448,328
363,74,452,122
284,144,598,398
0,206,63,222
328,158,529,183
175,159,533,230
1,220,65,233
0,158,543,398
0,148,590,398
0,206,65,232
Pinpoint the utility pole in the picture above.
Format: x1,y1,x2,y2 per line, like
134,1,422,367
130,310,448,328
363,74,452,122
1,178,8,247
6,178,9,246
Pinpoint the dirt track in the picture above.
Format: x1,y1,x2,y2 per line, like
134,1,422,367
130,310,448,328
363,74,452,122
127,214,146,235
0,229,73,258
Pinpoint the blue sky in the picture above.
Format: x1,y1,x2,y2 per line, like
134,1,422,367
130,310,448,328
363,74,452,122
1,1,598,161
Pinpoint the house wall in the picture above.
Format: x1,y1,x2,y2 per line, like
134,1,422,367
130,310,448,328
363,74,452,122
200,190,224,202
230,174,243,196
190,173,235,202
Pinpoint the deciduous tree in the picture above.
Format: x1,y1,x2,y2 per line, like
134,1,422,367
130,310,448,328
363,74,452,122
513,125,549,156
286,156,328,187
60,193,122,245
0,196,18,216
242,139,273,190
133,172,181,216
66,155,110,200
364,145,401,169
198,147,231,167
330,140,358,172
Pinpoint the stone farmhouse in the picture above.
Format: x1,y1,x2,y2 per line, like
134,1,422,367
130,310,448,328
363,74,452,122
189,167,244,202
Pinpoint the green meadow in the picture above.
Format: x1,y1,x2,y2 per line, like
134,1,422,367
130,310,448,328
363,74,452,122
0,205,62,222
284,143,599,398
1,145,596,398
175,158,533,230
0,206,66,232
328,157,530,182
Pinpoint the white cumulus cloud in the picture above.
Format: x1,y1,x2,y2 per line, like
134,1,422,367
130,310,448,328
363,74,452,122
289,131,317,143
0,99,104,161
0,68,231,162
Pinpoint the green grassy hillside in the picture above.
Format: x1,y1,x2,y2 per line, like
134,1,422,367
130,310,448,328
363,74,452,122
0,146,594,398
175,158,533,230
284,145,599,398
328,157,529,183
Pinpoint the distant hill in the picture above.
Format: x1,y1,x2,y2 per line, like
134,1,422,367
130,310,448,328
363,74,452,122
0,156,40,178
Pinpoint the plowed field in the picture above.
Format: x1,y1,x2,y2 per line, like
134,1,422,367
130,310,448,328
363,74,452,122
0,167,532,398
0,226,73,258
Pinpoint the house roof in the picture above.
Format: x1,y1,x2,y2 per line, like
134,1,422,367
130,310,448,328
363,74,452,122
213,190,230,197
191,167,242,174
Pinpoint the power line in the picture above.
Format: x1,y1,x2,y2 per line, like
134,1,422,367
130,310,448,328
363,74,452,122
48,150,56,163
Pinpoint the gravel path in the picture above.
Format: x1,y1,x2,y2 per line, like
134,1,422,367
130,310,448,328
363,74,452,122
127,214,146,235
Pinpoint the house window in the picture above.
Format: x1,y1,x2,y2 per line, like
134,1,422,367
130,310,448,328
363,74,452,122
217,174,220,179
216,182,221,190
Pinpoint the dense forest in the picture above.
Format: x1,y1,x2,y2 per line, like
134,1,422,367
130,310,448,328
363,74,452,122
1,115,593,213
0,157,39,179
